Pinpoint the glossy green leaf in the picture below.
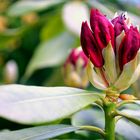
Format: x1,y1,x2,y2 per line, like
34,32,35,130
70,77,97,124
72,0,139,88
0,84,102,124
25,32,75,78
7,0,65,16
0,124,78,140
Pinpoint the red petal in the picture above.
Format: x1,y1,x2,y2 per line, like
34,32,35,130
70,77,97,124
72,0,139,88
64,48,88,68
112,14,128,37
81,21,104,67
90,9,115,50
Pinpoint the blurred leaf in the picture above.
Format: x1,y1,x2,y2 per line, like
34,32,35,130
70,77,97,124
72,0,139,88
7,0,65,17
0,124,78,140
25,32,76,78
116,118,140,140
125,12,140,26
0,84,102,124
40,13,64,41
62,1,89,36
0,29,20,47
43,68,64,86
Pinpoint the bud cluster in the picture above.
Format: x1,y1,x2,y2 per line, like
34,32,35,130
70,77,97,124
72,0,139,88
81,9,140,93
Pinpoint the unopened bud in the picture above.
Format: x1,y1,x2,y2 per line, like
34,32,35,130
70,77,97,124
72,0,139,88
81,9,140,93
63,47,88,88
119,94,137,100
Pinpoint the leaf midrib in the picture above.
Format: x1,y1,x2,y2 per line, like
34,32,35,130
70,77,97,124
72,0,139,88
0,93,97,105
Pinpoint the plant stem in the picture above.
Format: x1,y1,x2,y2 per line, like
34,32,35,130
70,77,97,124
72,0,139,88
104,102,116,140
80,125,105,137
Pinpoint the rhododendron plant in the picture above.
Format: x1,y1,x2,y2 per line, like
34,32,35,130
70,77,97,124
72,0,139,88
0,8,140,140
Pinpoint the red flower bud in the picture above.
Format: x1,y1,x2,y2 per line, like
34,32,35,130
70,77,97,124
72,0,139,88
90,9,115,49
112,14,128,37
118,26,140,70
80,9,140,92
65,48,88,68
81,21,104,67
63,47,89,88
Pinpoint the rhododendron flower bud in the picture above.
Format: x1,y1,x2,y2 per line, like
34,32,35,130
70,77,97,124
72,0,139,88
81,8,140,93
63,47,88,88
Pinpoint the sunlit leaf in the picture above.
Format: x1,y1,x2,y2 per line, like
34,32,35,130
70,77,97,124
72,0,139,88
0,124,78,140
0,84,102,124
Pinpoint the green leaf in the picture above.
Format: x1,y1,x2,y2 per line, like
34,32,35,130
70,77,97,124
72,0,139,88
0,29,20,48
7,0,65,17
24,32,76,78
40,13,64,41
0,124,78,140
0,84,102,124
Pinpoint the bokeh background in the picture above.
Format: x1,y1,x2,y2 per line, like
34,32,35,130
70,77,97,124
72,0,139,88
0,0,140,139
